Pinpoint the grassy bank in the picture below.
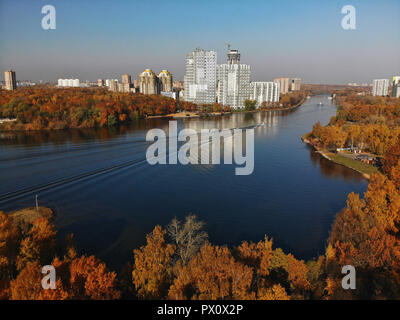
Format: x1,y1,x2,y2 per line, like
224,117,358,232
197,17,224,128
325,152,379,176
301,134,378,179
9,206,54,224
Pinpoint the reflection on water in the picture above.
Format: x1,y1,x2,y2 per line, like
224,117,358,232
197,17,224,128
0,96,368,269
0,110,286,146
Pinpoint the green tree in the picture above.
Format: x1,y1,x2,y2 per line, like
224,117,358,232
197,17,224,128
244,100,257,111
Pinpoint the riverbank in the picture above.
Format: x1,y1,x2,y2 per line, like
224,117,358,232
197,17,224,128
260,95,307,112
229,96,307,115
301,134,378,180
8,206,54,224
147,111,231,119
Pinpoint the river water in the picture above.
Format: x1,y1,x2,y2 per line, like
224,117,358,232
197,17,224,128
0,95,368,268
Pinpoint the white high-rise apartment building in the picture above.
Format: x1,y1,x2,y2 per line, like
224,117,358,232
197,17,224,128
184,48,217,105
4,70,17,90
57,79,80,87
250,82,280,106
217,64,251,109
216,48,251,109
274,78,290,94
392,76,400,98
105,79,118,88
372,79,390,96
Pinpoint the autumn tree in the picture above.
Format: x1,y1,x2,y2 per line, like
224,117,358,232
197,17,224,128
0,211,21,299
235,237,311,299
10,261,43,300
132,226,175,299
0,211,20,267
326,172,400,299
168,243,254,300
382,139,400,176
258,284,289,300
68,255,120,300
16,216,57,271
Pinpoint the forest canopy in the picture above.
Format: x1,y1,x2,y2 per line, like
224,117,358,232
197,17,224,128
0,87,200,131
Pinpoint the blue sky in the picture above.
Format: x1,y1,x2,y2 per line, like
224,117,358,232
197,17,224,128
0,0,399,83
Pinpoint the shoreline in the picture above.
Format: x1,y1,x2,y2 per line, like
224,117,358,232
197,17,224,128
0,98,307,132
259,96,307,112
233,96,307,114
301,136,373,180
147,111,230,119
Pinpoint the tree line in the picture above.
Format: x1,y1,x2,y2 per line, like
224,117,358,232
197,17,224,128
242,91,307,111
308,94,400,154
0,87,203,131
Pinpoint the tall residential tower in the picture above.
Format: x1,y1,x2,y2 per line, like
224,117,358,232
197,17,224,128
250,82,280,106
372,79,390,96
183,48,217,105
139,69,159,95
158,70,173,92
274,77,290,94
4,70,17,90
392,76,400,98
217,48,251,109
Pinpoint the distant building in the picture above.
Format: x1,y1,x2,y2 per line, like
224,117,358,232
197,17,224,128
217,65,251,109
139,69,159,95
4,70,17,90
291,78,301,91
17,80,36,87
97,79,105,87
57,78,80,87
372,79,390,96
250,82,280,106
274,78,290,94
105,79,118,88
158,70,173,92
183,48,217,105
173,80,184,91
392,76,400,98
161,91,178,99
109,79,118,92
216,48,251,109
122,74,132,85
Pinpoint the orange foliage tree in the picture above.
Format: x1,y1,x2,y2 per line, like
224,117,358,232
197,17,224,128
132,226,175,299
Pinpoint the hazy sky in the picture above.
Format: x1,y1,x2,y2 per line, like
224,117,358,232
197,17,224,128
0,0,399,84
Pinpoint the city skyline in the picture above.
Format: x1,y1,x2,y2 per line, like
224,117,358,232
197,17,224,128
0,0,399,84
